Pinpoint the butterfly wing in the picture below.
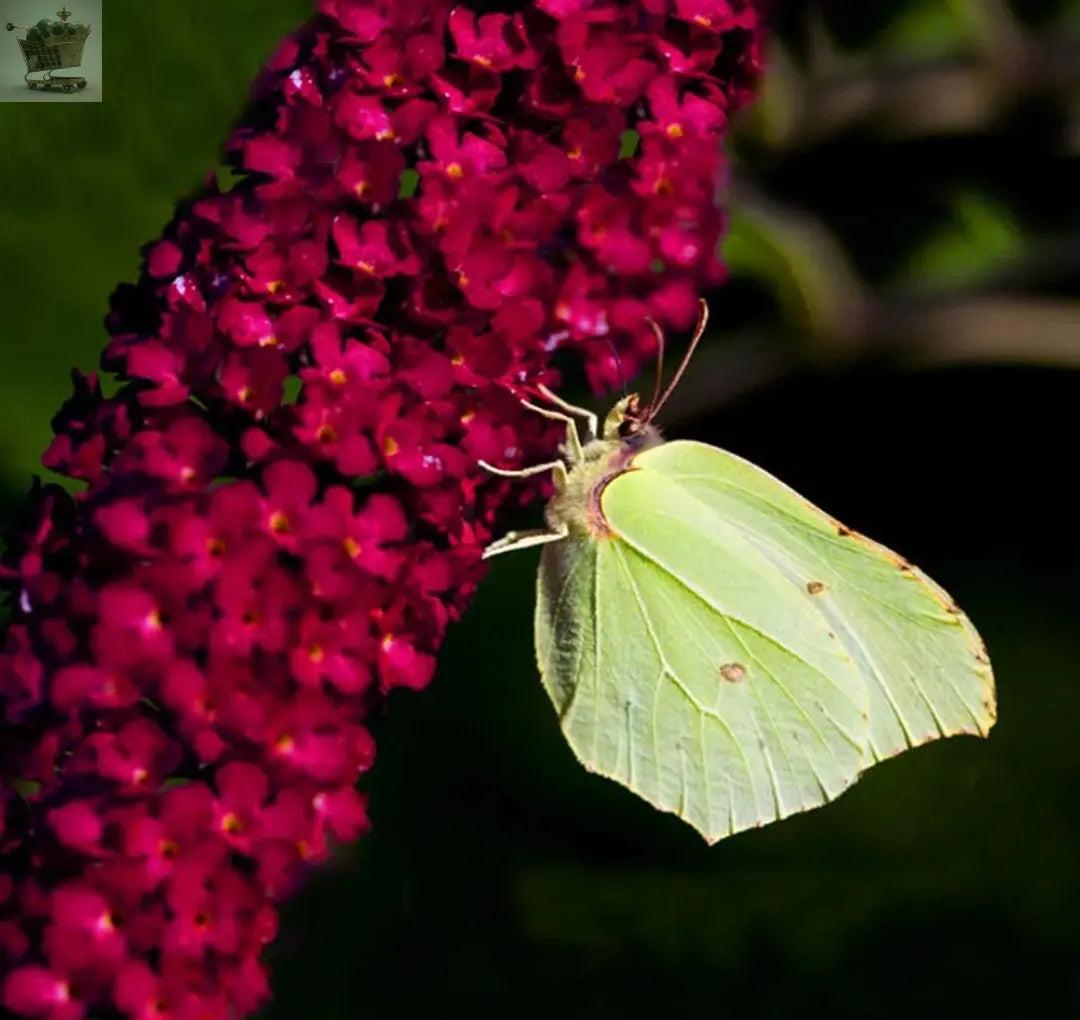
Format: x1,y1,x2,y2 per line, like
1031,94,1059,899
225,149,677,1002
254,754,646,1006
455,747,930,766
537,471,869,844
628,440,996,764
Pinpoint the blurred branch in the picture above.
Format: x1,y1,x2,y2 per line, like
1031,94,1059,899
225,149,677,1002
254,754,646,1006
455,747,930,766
723,181,870,356
701,171,1080,425
667,295,1080,425
880,296,1080,370
911,235,1080,296
680,1,1080,425
756,30,1080,148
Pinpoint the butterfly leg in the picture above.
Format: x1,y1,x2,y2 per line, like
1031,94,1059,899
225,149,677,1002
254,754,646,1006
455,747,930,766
518,401,586,463
535,383,598,444
477,458,570,558
482,521,569,559
477,459,568,483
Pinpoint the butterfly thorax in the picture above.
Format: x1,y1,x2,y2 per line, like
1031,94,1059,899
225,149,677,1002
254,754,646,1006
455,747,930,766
545,396,664,539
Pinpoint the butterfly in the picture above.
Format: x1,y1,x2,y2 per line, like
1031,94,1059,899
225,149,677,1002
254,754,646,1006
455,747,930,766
480,303,995,843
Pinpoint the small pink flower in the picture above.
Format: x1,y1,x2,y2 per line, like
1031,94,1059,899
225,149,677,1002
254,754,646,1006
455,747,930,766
312,785,370,842
3,966,81,1020
218,349,290,417
215,297,278,349
242,135,299,182
307,488,409,580
556,16,658,104
124,343,189,406
448,7,536,71
48,884,126,963
422,114,508,180
672,0,760,32
377,628,437,692
46,802,104,857
359,32,445,92
333,217,422,276
259,460,319,549
336,140,405,204
333,89,396,141
302,321,390,388
50,664,139,714
213,762,270,853
288,606,374,693
430,62,501,115
643,75,728,140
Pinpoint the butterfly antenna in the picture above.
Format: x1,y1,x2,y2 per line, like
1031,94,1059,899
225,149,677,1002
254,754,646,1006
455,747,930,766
645,317,665,418
610,338,628,398
647,299,709,423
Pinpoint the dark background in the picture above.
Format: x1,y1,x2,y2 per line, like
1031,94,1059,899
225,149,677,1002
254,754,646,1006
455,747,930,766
1,2,1078,1017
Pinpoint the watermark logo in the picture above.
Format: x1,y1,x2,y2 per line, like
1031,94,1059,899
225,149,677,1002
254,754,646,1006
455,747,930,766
2,3,100,101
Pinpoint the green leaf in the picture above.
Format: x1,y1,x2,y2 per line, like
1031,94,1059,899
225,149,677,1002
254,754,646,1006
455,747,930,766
871,0,985,59
722,200,866,353
282,374,302,404
212,164,243,192
398,168,420,199
896,190,1023,289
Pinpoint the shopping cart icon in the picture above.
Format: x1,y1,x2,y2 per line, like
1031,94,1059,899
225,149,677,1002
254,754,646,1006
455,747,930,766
5,7,91,93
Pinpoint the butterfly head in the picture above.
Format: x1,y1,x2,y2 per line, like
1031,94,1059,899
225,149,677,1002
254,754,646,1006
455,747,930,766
595,301,709,454
601,394,663,450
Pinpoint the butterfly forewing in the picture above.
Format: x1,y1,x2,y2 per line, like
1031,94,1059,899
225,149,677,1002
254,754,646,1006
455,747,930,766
630,440,996,763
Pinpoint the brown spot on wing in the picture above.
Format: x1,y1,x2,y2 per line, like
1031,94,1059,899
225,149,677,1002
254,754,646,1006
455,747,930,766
806,580,827,595
719,662,746,683
780,473,996,708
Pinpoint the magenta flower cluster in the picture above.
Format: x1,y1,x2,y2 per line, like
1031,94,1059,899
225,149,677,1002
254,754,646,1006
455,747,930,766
0,1,763,1016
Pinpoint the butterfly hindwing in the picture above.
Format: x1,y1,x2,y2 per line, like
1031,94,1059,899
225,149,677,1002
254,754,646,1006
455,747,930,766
537,466,869,843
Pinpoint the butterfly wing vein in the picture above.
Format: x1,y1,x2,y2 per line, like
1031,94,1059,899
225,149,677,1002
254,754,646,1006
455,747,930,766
631,441,996,763
537,464,870,843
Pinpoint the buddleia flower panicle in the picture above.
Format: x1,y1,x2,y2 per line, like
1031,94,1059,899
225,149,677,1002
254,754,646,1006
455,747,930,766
0,1,764,1016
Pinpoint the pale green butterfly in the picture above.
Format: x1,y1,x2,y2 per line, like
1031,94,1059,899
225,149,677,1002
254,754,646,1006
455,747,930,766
481,303,996,844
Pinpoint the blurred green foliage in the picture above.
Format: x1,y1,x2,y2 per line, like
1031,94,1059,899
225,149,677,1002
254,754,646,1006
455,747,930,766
712,0,1080,385
0,2,1078,1018
894,189,1023,288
